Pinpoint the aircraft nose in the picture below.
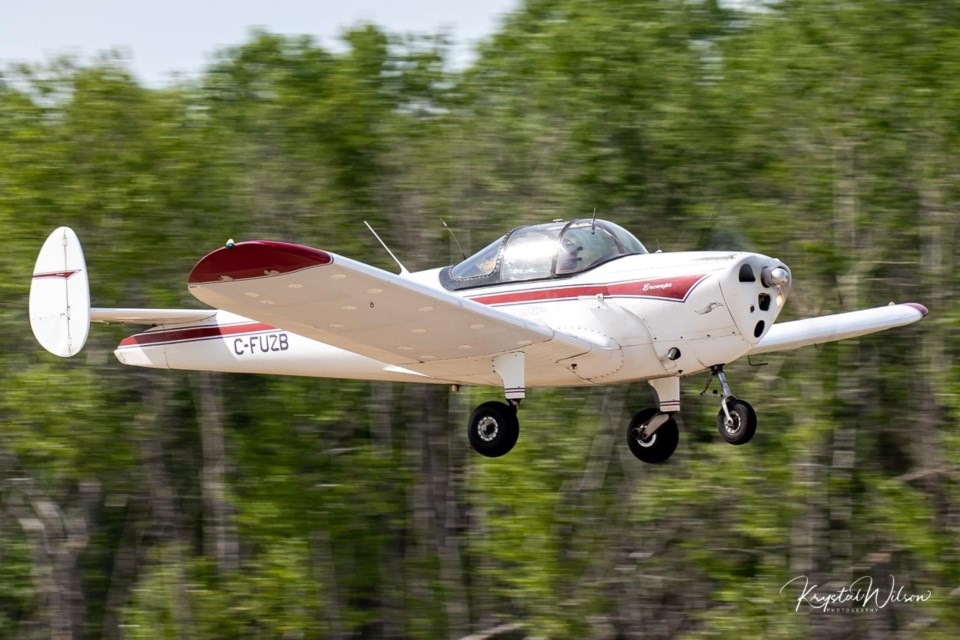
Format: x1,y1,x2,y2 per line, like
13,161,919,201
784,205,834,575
718,256,791,344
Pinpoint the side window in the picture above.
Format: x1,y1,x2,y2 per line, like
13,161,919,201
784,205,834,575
501,228,559,282
556,225,622,274
581,227,621,267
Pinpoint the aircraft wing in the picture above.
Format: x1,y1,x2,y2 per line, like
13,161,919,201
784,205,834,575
186,241,596,373
749,303,927,356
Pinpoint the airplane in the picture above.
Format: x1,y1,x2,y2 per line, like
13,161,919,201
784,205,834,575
29,220,928,463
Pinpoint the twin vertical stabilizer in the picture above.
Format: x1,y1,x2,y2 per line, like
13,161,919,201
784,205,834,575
29,227,91,357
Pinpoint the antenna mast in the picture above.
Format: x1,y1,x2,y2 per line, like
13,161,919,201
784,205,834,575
363,221,409,275
441,218,467,260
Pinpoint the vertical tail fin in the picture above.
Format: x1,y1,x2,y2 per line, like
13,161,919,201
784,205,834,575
29,227,90,357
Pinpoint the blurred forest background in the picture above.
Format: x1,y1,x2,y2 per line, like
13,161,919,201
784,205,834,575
1,0,959,638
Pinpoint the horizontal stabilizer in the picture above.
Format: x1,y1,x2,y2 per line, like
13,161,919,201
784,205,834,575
749,303,928,356
91,308,216,325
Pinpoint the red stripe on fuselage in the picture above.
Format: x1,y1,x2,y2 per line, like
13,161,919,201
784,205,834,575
119,322,277,348
469,274,707,306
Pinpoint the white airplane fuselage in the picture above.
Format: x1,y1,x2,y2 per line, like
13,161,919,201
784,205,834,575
115,250,789,388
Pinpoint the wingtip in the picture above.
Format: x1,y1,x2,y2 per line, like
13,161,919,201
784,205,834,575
189,241,333,285
903,303,929,318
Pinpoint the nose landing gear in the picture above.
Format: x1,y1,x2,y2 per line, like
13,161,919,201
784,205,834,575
703,365,757,445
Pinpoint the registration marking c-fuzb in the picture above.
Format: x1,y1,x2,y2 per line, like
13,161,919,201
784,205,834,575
118,322,291,355
233,332,290,356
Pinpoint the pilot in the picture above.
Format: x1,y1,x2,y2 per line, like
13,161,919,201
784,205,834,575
557,238,583,274
478,255,498,273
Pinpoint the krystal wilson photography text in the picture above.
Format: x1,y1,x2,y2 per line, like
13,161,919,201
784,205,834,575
780,575,932,613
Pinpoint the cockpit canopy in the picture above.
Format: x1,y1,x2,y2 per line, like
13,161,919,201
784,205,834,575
441,219,647,291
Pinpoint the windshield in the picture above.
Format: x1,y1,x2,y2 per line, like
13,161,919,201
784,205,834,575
449,237,502,279
443,218,648,290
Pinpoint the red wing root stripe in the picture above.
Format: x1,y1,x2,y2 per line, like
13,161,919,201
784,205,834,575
188,241,333,285
33,270,81,280
119,322,278,348
471,274,708,306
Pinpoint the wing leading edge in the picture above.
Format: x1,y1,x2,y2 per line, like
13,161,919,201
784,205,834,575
749,303,927,356
186,241,598,372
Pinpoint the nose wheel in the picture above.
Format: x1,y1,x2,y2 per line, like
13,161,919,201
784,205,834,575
704,365,757,445
717,398,757,445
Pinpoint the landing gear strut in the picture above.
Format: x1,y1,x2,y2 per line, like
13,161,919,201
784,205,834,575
626,377,681,463
703,365,757,445
468,352,525,458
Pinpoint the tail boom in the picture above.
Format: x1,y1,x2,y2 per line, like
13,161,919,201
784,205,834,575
115,310,435,383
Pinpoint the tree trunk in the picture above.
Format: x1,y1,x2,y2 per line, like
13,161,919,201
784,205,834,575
101,495,147,640
133,374,194,638
190,372,239,573
0,455,98,640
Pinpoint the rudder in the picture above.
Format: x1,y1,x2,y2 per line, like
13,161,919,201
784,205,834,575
29,227,90,357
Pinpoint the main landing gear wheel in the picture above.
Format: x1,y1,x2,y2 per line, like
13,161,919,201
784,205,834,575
467,401,520,458
627,408,679,464
716,398,757,445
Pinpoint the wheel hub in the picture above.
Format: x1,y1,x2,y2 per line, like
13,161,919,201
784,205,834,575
477,416,499,442
723,414,741,434
632,427,657,448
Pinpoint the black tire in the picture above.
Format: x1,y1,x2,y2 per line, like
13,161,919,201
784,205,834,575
467,401,520,458
627,408,680,464
716,398,757,445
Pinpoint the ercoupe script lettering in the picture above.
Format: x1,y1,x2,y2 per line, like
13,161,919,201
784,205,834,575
642,281,673,292
233,332,289,356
